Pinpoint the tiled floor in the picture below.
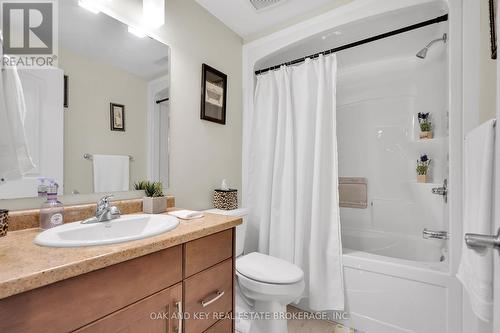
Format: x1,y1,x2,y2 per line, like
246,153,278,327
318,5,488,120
287,306,362,333
235,306,363,333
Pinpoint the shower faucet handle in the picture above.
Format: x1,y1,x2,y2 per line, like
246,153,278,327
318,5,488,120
432,179,448,203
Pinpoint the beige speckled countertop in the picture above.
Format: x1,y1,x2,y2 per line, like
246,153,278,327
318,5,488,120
0,210,242,300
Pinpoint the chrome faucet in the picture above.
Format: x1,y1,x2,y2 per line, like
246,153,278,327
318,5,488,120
81,195,121,224
423,228,449,240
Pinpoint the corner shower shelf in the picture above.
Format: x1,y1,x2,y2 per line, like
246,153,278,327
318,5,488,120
407,137,448,155
407,181,441,187
410,136,447,145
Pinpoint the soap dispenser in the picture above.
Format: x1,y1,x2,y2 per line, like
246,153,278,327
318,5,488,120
37,177,49,198
40,181,64,230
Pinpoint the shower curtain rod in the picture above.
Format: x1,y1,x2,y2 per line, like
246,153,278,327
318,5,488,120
255,14,448,76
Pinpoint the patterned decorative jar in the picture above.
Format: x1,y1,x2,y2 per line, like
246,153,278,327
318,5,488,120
213,189,238,210
0,209,9,237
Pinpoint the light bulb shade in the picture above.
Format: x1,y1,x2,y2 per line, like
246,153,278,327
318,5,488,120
78,0,100,14
128,26,146,38
143,0,165,28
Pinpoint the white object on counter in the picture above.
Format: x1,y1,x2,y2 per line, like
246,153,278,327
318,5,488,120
168,210,204,220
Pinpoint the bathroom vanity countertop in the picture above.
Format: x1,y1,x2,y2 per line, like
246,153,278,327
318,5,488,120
0,209,242,300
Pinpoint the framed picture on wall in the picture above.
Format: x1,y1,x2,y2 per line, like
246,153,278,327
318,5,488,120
200,63,227,125
110,103,125,131
63,75,69,108
490,0,497,59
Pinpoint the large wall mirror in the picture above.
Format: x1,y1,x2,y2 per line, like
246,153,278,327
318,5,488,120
0,0,170,200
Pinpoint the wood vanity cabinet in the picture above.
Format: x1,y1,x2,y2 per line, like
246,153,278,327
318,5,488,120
74,284,183,333
0,228,235,333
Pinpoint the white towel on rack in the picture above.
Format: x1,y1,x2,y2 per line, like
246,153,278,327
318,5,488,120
457,119,496,322
0,65,35,181
92,155,129,193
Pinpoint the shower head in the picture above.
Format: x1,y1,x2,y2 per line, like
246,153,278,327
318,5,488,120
416,33,447,59
416,48,428,59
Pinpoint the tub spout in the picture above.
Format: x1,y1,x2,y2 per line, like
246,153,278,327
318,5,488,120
423,229,449,240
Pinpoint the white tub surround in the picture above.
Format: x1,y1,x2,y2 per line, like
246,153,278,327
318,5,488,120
247,54,344,311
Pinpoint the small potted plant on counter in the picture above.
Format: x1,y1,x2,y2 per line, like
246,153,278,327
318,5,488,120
418,112,433,139
416,154,431,183
134,181,167,214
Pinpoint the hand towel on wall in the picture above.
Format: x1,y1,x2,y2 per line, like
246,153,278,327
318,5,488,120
92,154,130,193
0,64,35,181
457,119,496,322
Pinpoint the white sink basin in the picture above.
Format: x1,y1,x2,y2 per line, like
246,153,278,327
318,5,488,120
34,214,179,248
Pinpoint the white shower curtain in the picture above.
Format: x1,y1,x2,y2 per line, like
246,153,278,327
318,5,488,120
0,64,35,181
245,54,344,310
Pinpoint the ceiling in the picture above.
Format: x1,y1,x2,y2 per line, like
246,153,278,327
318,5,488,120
60,0,169,80
256,1,448,71
195,0,350,40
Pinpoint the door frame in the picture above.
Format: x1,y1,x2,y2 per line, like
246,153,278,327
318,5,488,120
493,0,500,328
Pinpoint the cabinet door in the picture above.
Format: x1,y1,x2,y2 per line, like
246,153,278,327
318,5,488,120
74,283,182,333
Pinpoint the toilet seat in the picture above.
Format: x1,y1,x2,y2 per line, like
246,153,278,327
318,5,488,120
236,252,304,285
236,270,305,299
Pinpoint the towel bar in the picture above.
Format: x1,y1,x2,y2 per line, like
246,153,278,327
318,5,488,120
83,153,134,161
465,228,500,253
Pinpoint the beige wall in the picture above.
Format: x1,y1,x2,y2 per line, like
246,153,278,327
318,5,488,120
105,0,243,209
161,0,243,209
60,48,148,195
480,0,497,122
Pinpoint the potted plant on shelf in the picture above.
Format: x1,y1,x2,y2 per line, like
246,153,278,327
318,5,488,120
134,181,167,214
416,154,431,183
418,112,433,139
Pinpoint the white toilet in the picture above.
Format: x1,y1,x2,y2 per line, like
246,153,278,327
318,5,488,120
205,208,305,333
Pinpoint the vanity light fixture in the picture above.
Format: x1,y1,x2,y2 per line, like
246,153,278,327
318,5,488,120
78,0,101,14
143,0,165,28
128,26,147,38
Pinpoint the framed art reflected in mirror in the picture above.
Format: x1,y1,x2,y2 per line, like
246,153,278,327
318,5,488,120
110,103,125,132
200,64,227,125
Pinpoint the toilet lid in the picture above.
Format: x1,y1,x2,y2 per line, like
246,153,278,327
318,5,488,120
236,252,304,284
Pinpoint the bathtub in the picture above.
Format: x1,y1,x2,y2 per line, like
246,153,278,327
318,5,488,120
335,228,454,333
342,228,446,263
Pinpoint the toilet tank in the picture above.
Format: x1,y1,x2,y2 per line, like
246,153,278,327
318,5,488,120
204,208,248,257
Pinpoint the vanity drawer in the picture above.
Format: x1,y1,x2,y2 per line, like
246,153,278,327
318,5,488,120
74,283,182,333
184,229,233,277
184,259,233,333
204,317,232,333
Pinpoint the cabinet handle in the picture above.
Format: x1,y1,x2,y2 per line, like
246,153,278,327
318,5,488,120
173,300,182,333
200,290,225,308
